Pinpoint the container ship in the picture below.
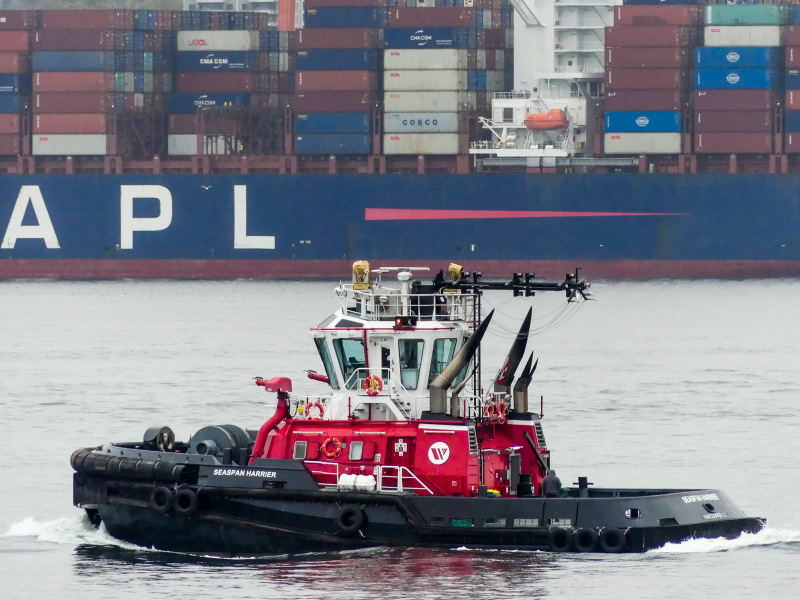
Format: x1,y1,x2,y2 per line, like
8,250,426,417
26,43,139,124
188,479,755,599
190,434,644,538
1,0,799,280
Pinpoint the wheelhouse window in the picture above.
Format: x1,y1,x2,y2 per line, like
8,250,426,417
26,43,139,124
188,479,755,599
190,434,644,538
429,338,458,385
314,338,340,389
398,339,425,390
332,338,366,389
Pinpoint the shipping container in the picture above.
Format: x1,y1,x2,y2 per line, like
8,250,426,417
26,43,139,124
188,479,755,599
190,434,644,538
694,132,772,154
295,133,371,155
0,73,29,93
176,72,255,93
604,111,681,133
0,114,19,133
782,110,800,132
695,68,777,90
384,69,468,91
787,26,800,47
296,49,379,71
168,134,240,156
33,114,108,134
604,89,685,112
294,91,373,112
41,9,132,30
694,110,772,133
387,8,477,28
787,69,800,90
0,31,29,52
384,90,475,112
296,28,380,50
168,115,239,135
32,133,108,155
383,112,461,133
176,51,258,72
304,7,388,29
788,90,800,110
295,70,378,92
32,30,116,52
33,51,116,72
384,48,470,70
0,94,20,113
295,112,371,134
614,5,701,27
704,5,791,27
613,0,702,4
694,89,774,111
305,0,388,6
168,92,250,114
787,47,800,69
704,26,783,48
603,132,682,154
695,47,779,69
383,133,460,155
606,68,686,91
384,28,476,50
0,53,28,74
34,92,115,113
605,47,691,69
604,26,697,48
177,31,260,52
0,10,35,30
0,133,19,154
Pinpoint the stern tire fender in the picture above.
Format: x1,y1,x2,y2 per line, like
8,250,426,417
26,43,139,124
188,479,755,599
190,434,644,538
573,528,599,552
598,528,627,553
149,486,174,514
336,505,366,536
548,527,572,552
172,488,199,517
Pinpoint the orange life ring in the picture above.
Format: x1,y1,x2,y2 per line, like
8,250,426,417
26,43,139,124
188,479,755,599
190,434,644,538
484,401,496,419
305,400,324,420
497,400,507,424
363,375,383,396
321,437,342,459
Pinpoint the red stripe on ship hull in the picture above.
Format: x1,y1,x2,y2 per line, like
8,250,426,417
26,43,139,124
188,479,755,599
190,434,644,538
364,209,687,220
2,260,800,280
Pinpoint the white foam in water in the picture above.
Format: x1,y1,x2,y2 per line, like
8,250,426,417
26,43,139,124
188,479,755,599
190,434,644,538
650,527,800,554
2,516,140,549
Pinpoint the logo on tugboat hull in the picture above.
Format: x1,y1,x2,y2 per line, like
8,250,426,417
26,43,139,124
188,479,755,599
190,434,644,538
428,441,450,465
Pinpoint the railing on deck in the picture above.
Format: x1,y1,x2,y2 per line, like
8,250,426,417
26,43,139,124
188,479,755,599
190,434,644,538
304,461,434,496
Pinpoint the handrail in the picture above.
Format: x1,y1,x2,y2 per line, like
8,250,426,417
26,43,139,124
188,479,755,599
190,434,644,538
304,461,434,496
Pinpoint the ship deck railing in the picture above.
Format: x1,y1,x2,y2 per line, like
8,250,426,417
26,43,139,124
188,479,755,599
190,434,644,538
338,285,479,324
304,461,435,496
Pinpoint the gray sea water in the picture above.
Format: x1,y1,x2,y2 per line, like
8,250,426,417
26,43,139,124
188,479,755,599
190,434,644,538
0,278,798,599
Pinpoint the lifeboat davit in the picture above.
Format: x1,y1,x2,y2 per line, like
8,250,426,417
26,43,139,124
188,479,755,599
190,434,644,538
524,109,569,131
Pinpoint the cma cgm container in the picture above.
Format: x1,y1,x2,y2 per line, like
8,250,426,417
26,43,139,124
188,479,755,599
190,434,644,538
384,49,469,70
383,28,476,50
176,51,258,72
694,132,773,154
695,69,777,90
382,133,460,155
695,110,772,133
295,49,379,71
177,31,260,52
604,111,681,133
603,132,682,154
704,26,783,48
695,47,780,69
694,89,774,110
295,133,371,155
605,90,684,112
168,92,250,114
383,112,460,133
605,47,691,69
295,112,371,134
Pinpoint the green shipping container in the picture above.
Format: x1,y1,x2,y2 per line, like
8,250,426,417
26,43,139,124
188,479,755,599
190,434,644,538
704,5,791,27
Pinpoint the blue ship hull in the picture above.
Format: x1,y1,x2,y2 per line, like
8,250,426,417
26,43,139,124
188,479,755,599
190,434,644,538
1,173,799,279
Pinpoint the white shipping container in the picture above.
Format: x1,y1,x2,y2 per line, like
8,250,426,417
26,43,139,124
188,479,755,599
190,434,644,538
603,132,682,155
177,30,260,52
383,133,461,155
384,90,475,111
383,49,468,70
384,112,461,133
32,134,107,156
168,134,240,156
384,69,468,91
486,70,505,92
703,25,783,47
477,49,486,70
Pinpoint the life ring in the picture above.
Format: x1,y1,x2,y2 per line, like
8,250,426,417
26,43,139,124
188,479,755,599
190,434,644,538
149,486,173,514
483,401,496,419
548,527,572,552
363,375,383,396
172,488,198,517
598,528,626,553
336,505,366,536
573,528,599,553
305,400,324,420
496,399,507,424
321,437,342,459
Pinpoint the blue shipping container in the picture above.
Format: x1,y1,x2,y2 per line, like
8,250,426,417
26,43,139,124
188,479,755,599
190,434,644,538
785,110,800,131
295,112,371,134
168,93,250,114
176,51,258,72
33,51,115,72
604,111,682,133
695,68,778,90
0,94,21,113
787,69,800,89
0,74,30,94
295,133,372,155
303,8,387,29
695,47,779,68
383,28,476,49
295,50,379,71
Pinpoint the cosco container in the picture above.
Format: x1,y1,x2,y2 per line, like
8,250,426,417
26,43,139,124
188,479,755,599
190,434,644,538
384,70,467,91
604,26,697,47
384,90,475,111
613,6,701,27
387,7,477,28
295,133,371,155
695,69,777,90
33,114,108,134
0,73,29,93
177,31,260,52
296,50,379,71
704,6,791,27
605,47,691,69
167,135,241,156
168,93,250,114
34,92,115,113
606,68,686,90
295,71,377,92
694,89,774,111
384,28,476,50
694,132,772,154
383,112,460,133
303,7,387,29
296,28,380,50
32,134,108,156
603,132,682,154
604,111,681,133
0,94,21,113
384,49,469,70
33,51,116,72
294,91,372,112
604,90,685,112
704,26,783,48
295,112,371,134
382,133,460,155
176,51,258,72
694,110,772,133
695,47,779,69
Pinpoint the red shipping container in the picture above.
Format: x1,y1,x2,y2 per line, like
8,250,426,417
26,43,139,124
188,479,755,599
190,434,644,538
787,47,800,68
33,72,116,93
40,9,132,30
33,114,108,134
0,133,19,155
0,115,19,134
0,11,35,30
787,26,800,46
32,29,116,51
477,29,505,49
694,132,772,154
387,8,477,28
694,90,774,111
604,89,685,112
33,92,114,113
250,93,294,111
785,132,800,153
694,110,772,133
604,26,697,48
306,0,387,5
176,72,255,93
605,47,690,69
606,68,686,90
294,91,372,112
296,28,379,50
278,0,296,31
257,72,294,93
295,70,377,92
0,53,28,74
0,31,29,52
614,6,701,27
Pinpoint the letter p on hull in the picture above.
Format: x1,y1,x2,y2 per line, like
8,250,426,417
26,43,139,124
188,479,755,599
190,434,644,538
120,185,173,250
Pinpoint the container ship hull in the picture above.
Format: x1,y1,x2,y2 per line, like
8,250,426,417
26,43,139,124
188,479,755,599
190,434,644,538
2,172,799,279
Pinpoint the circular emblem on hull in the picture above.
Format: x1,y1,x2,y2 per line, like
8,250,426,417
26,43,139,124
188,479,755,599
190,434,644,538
428,441,450,465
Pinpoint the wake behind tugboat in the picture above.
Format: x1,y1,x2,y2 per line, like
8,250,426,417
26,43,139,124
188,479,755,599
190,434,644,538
71,263,764,554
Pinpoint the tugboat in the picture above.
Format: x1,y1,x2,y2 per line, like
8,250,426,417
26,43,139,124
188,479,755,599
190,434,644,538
72,263,765,554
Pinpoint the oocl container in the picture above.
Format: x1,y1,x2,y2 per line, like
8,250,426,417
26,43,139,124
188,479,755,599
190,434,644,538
177,31,260,52
384,49,468,70
603,132,682,154
695,68,777,90
382,133,460,155
694,132,772,154
695,47,779,69
384,69,467,91
704,26,783,48
604,111,681,133
383,112,460,133
32,134,108,155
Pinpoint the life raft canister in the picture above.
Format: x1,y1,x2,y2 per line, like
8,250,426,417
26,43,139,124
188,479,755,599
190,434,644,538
363,375,383,396
321,437,343,459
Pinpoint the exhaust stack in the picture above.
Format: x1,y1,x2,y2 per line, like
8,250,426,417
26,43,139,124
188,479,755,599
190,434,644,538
512,354,538,414
493,307,532,394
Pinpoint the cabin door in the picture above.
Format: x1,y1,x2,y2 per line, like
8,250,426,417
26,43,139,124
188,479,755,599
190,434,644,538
368,335,395,383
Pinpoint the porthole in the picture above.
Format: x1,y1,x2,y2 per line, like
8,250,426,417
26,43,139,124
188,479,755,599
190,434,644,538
625,508,642,519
